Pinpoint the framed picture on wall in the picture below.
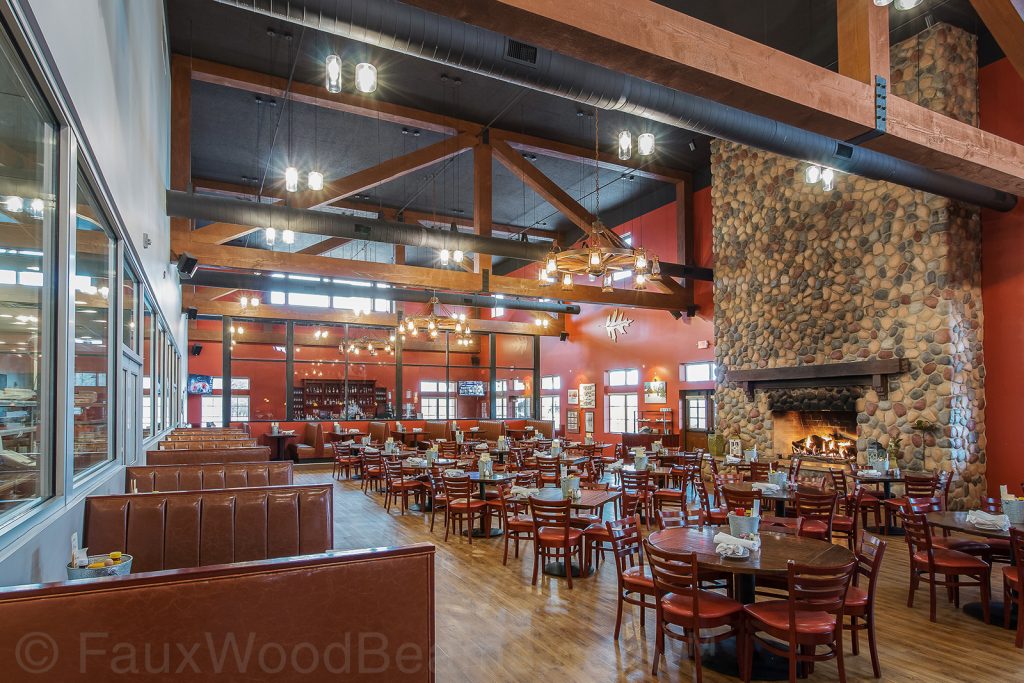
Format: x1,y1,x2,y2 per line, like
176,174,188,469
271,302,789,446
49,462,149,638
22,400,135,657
584,411,595,434
566,409,580,433
579,383,596,409
567,389,579,405
643,381,667,404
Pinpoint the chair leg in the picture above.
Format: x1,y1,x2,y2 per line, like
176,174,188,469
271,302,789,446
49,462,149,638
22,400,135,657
565,544,573,589
531,543,540,585
613,592,624,639
850,615,860,655
928,574,938,622
981,571,991,624
651,609,662,676
907,570,918,608
1005,580,1012,629
867,612,881,678
836,628,848,683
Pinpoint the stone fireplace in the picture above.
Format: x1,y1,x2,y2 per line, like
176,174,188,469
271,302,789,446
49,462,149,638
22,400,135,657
711,23,986,507
772,411,858,463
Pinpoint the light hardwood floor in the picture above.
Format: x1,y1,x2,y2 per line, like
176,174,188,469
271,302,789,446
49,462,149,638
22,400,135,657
297,466,1024,681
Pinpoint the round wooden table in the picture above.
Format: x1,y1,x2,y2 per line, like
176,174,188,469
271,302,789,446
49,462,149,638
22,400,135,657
262,432,296,460
648,526,855,680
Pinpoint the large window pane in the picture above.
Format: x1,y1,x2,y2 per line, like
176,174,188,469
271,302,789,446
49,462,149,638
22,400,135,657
122,264,137,351
72,177,115,476
0,33,56,520
142,298,153,437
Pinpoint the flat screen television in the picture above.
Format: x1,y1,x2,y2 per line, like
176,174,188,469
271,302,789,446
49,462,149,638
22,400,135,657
187,374,213,395
458,380,485,397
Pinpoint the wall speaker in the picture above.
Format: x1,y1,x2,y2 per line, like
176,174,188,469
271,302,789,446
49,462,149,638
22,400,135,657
471,356,481,366
186,307,198,320
559,331,569,342
190,344,203,356
176,252,198,279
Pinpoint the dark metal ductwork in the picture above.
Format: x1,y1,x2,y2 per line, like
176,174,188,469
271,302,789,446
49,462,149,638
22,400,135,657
214,0,1017,212
189,268,581,315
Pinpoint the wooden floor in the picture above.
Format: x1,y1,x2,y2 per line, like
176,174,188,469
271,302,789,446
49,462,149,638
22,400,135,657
297,466,1024,681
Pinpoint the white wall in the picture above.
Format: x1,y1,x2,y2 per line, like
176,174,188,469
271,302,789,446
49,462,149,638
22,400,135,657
0,0,177,586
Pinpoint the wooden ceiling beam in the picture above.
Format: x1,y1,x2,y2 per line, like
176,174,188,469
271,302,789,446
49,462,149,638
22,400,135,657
473,142,493,273
188,326,483,353
191,222,258,244
175,231,689,311
492,138,596,233
970,0,1024,82
292,132,477,210
400,0,1024,195
837,0,890,85
296,236,352,255
181,55,687,185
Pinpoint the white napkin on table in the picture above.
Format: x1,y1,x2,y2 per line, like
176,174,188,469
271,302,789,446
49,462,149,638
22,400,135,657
725,455,741,464
607,459,624,471
966,510,1010,530
413,427,423,432
470,427,480,431
444,469,466,477
475,444,488,451
343,439,356,445
713,532,761,553
751,482,781,494
859,470,883,478
347,428,360,434
511,486,541,497
405,458,427,467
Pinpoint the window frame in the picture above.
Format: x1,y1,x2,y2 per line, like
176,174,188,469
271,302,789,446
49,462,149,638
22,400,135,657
606,391,639,434
681,361,716,383
607,368,640,387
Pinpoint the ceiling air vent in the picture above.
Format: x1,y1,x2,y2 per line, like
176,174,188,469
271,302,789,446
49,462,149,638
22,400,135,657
504,38,538,67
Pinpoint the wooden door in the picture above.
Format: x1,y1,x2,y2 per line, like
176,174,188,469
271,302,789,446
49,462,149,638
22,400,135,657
680,390,715,451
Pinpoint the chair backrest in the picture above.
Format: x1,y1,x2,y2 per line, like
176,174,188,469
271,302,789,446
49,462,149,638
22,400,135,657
722,486,762,513
785,558,857,621
83,485,334,573
643,540,701,607
795,474,826,490
940,469,955,509
788,457,802,480
749,462,772,482
622,470,650,491
442,474,474,503
438,440,458,455
829,468,849,497
514,471,538,488
905,496,943,513
146,446,272,465
125,462,293,493
368,420,389,444
384,459,404,481
899,510,934,558
694,478,714,516
529,496,572,541
904,472,939,498
1010,529,1024,588
795,488,837,537
853,531,887,607
537,458,560,479
656,509,686,530
981,496,1002,514
606,515,644,575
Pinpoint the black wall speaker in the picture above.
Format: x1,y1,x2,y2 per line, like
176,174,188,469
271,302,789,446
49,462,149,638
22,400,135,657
190,344,203,356
176,252,198,279
559,331,569,342
471,356,481,366
186,307,198,320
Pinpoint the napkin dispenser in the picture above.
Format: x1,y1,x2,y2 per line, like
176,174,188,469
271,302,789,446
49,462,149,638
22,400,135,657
560,475,580,498
333,422,341,433
396,421,403,431
768,471,788,488
584,435,594,445
1003,497,1024,524
651,441,662,453
426,447,438,464
361,436,371,446
270,422,279,435
455,430,464,444
634,454,649,471
478,454,493,477
551,443,562,458
743,448,758,464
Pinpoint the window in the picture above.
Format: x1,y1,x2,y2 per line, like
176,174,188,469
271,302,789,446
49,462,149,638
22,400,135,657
230,396,250,422
421,397,456,419
492,294,505,317
200,396,221,427
0,30,57,522
72,174,116,478
288,292,330,308
608,368,639,387
122,264,138,351
212,377,250,391
495,380,507,394
419,380,456,393
607,392,639,433
143,298,153,436
512,397,532,419
513,379,526,391
541,375,561,391
540,395,560,429
682,361,715,383
685,395,710,431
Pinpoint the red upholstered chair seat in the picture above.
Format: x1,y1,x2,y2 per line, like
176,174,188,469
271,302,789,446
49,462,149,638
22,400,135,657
844,585,869,611
913,548,990,571
1003,565,1019,588
506,515,533,531
449,499,487,512
931,536,991,554
745,600,838,639
662,590,743,621
537,526,584,544
621,565,653,591
832,514,855,531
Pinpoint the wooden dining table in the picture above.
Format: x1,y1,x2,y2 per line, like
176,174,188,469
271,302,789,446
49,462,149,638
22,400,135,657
516,488,622,578
648,525,855,678
723,481,795,517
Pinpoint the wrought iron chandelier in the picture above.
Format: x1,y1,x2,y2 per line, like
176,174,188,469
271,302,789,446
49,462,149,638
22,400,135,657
539,109,661,292
341,334,394,357
395,296,473,346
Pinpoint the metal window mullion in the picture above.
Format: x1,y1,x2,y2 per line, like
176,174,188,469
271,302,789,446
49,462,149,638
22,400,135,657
54,129,76,496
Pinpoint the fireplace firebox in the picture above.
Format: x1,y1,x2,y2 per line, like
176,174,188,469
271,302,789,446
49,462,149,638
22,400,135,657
771,410,857,463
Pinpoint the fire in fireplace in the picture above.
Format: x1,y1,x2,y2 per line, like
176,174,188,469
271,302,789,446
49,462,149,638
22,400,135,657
772,410,858,462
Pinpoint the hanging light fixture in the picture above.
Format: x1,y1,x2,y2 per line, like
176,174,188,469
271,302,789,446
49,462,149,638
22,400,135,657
282,229,295,245
307,170,324,191
240,296,250,309
284,166,299,192
637,132,655,156
453,248,464,264
439,248,450,266
821,168,835,192
354,62,377,93
4,196,23,212
250,297,260,308
561,272,574,291
602,272,614,292
617,130,632,160
325,54,343,92
265,227,276,245
804,164,822,184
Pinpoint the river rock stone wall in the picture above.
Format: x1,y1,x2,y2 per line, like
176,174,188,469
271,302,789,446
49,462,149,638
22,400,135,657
711,24,985,507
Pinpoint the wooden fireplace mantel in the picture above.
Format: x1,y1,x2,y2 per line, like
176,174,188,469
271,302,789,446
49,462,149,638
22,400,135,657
725,359,906,400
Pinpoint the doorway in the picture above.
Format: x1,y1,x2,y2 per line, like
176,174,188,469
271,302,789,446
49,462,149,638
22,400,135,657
680,390,715,451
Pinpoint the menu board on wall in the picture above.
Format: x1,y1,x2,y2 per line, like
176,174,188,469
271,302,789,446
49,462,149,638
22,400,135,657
579,383,596,409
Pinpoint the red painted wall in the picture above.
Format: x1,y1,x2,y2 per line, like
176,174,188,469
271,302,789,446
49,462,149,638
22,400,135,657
979,58,1024,495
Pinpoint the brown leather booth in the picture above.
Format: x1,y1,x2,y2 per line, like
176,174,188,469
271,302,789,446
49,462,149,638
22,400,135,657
475,420,504,441
146,446,271,465
422,420,449,443
126,461,293,493
158,439,258,450
288,422,325,460
0,544,435,681
524,419,555,439
84,485,333,573
368,420,390,443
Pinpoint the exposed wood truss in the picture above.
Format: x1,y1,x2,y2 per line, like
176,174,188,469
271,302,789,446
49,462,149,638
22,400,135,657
970,0,1024,82
187,326,483,353
401,0,1024,195
837,0,890,85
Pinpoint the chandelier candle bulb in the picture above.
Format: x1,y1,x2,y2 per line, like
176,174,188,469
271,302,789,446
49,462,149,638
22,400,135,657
804,164,821,184
453,249,464,263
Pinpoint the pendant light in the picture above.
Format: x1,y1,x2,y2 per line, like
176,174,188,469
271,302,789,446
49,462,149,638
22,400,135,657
617,130,632,160
285,166,298,192
637,132,655,156
355,62,377,93
282,229,295,245
265,227,276,245
325,54,342,93
453,249,464,264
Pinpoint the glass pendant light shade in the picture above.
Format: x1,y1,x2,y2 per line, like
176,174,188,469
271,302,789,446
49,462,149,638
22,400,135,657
354,62,377,93
282,229,295,245
894,0,922,9
453,249,464,263
617,130,632,160
650,255,661,279
285,166,299,192
251,297,260,308
873,0,893,5
821,168,835,192
602,272,614,292
635,272,647,290
439,248,450,265
545,251,557,273
634,248,647,271
307,170,324,191
804,164,821,184
240,296,249,309
589,248,601,268
325,54,342,93
265,227,276,245
637,132,655,156
538,267,549,283
561,272,573,290
4,196,23,212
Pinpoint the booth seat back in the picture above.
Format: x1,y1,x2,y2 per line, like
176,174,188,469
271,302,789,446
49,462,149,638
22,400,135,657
126,461,293,493
524,419,555,439
84,485,333,573
368,420,390,443
146,446,271,465
475,420,504,441
290,422,324,460
159,439,257,450
423,420,449,442
0,544,435,682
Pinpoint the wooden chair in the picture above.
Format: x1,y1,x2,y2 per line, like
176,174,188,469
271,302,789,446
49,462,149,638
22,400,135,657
621,470,654,526
645,540,744,679
979,497,1013,564
694,478,728,526
720,486,762,515
426,472,447,533
884,472,938,533
536,457,561,487
656,509,686,530
529,496,585,589
743,558,857,683
749,461,772,482
903,497,993,563
514,471,538,488
845,531,887,678
653,464,695,514
794,488,838,542
1003,528,1024,648
832,468,881,533
360,452,384,494
442,475,488,544
900,510,991,623
787,456,803,481
383,460,423,515
606,515,655,639
831,477,860,549
330,442,360,480
488,482,534,565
